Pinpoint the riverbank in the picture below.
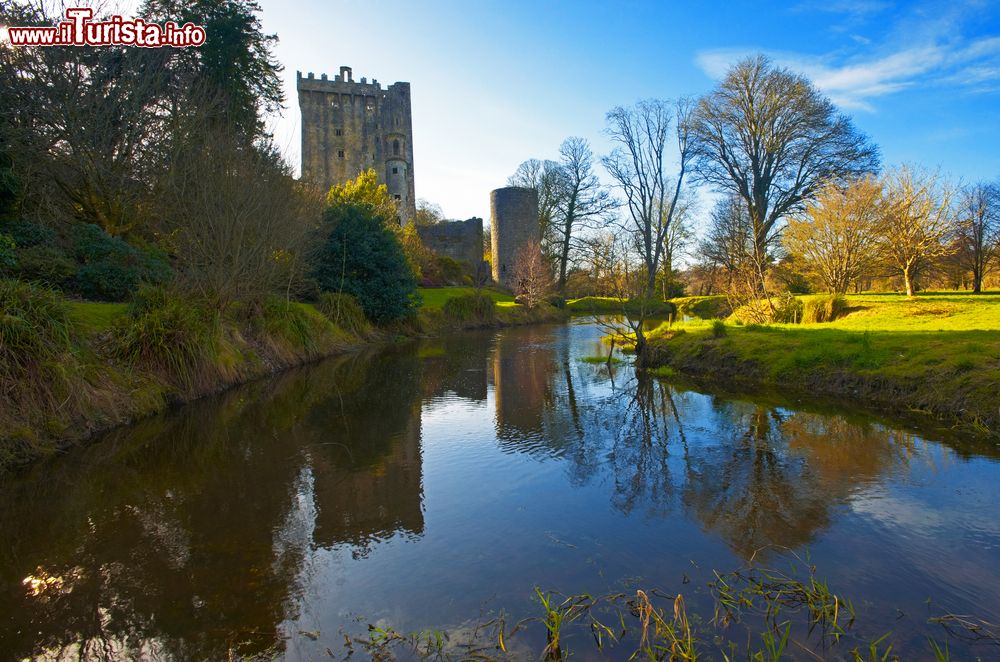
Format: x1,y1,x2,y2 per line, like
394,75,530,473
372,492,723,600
643,292,1000,438
1,283,564,472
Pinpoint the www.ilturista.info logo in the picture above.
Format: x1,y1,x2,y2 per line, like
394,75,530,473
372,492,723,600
1,7,206,48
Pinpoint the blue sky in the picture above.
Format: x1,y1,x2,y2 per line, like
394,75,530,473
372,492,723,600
258,0,1000,225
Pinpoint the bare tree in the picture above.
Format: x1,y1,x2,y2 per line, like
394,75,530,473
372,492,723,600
508,158,567,261
553,137,615,293
660,189,696,299
602,98,691,298
783,177,884,294
414,199,446,226
954,181,1000,293
688,55,879,298
1,1,173,234
154,127,319,309
510,240,552,308
878,166,954,297
697,194,772,322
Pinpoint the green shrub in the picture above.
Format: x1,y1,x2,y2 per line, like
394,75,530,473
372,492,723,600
435,255,465,284
0,279,72,383
0,233,15,273
711,319,726,337
803,295,849,324
113,286,220,388
310,203,419,324
316,292,371,338
67,224,172,300
1,221,56,248
72,223,132,263
547,295,567,309
14,244,76,286
442,293,496,324
132,239,173,286
773,293,804,324
72,262,139,301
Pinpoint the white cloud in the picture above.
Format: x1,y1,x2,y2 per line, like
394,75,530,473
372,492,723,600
695,33,1000,112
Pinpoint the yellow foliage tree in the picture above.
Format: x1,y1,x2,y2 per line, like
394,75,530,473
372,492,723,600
326,168,399,224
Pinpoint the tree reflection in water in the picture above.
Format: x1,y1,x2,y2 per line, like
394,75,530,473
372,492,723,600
0,322,981,661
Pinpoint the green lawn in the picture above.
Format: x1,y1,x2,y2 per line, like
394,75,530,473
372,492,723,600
417,286,516,310
646,292,1000,436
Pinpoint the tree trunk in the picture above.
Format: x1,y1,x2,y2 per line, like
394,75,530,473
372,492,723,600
903,265,915,297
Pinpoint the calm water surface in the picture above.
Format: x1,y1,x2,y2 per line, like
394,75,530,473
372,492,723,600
2,320,999,659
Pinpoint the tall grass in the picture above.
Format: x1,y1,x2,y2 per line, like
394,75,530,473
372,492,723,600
0,279,72,387
804,294,849,323
316,292,372,338
113,286,221,391
442,292,497,324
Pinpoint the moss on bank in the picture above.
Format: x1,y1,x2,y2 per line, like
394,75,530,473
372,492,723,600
642,294,1000,438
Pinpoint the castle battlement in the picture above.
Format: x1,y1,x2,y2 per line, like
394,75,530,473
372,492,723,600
297,65,416,225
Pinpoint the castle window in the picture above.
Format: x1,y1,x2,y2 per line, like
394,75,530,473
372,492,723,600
337,150,345,158
392,167,398,174
335,128,342,136
394,194,401,200
393,140,400,156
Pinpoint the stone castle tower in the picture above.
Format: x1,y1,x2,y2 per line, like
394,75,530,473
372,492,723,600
490,187,539,288
297,66,416,225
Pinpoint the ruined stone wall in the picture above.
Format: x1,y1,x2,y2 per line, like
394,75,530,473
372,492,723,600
490,187,539,288
416,217,483,268
297,66,416,225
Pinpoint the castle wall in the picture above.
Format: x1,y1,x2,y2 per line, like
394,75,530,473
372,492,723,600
415,217,483,268
297,66,416,225
490,187,539,288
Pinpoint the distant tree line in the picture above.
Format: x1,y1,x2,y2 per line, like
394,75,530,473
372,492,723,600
508,55,999,313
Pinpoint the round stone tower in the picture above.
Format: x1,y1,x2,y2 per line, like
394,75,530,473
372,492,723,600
490,186,539,289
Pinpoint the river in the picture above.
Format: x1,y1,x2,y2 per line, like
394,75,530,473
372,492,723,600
2,320,999,659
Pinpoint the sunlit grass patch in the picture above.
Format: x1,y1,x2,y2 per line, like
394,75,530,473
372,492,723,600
643,294,1000,436
417,286,514,311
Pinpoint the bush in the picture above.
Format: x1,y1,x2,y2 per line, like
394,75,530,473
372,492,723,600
547,295,567,309
310,204,419,324
72,223,131,263
316,292,371,338
65,225,172,300
113,286,220,389
803,295,849,324
72,262,139,301
772,293,804,324
712,319,726,337
13,244,76,286
1,221,56,249
435,255,465,284
442,293,496,324
0,234,15,273
0,279,72,384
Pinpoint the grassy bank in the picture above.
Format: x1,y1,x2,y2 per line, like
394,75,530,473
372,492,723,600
2,284,564,471
1,284,370,469
643,292,1000,437
414,286,567,334
566,295,677,317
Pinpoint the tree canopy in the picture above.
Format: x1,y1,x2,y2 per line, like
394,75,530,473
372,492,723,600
689,55,880,263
